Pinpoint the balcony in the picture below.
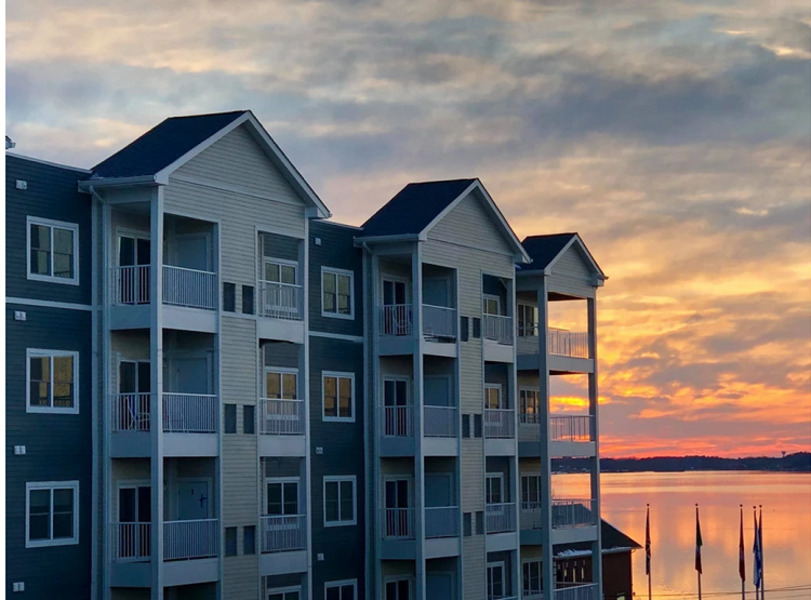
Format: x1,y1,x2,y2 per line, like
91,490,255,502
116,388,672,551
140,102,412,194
422,304,457,340
164,519,219,560
425,506,459,539
113,521,151,562
484,408,515,439
555,583,598,600
383,404,414,438
520,501,543,531
485,502,517,534
519,415,596,457
517,328,592,373
258,398,306,456
383,507,414,539
378,303,458,356
258,280,303,321
423,405,458,438
483,314,513,345
261,514,306,553
551,499,598,544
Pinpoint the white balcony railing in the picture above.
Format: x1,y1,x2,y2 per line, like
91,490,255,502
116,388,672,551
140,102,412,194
520,501,543,531
486,502,517,534
261,514,306,553
259,398,305,435
423,405,458,438
162,265,217,310
422,304,456,339
110,265,150,305
555,583,598,600
518,329,590,358
484,408,515,439
550,416,594,443
112,393,151,432
383,507,414,539
383,405,413,437
258,280,303,320
163,519,218,561
380,304,413,336
483,314,513,345
551,499,597,529
112,522,151,561
162,393,217,433
425,506,459,538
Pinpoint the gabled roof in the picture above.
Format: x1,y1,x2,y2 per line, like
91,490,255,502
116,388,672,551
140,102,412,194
84,110,330,217
358,178,530,263
556,519,641,556
520,232,606,281
91,111,248,178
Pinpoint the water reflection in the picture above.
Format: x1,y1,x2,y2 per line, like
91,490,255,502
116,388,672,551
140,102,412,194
554,471,811,600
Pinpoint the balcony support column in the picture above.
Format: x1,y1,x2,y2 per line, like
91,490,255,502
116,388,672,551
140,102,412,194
587,295,603,600
537,277,555,600
412,244,427,600
150,187,165,600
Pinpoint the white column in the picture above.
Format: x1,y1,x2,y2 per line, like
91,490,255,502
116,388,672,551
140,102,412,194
412,244,426,600
537,278,555,600
587,295,603,599
370,251,383,600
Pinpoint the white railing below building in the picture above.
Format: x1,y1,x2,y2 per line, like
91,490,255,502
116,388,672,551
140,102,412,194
259,398,305,435
483,314,514,345
260,514,306,553
423,405,457,438
163,519,218,561
258,280,303,320
112,522,151,561
380,304,413,336
112,393,151,432
422,304,456,339
383,508,414,539
484,408,515,439
485,502,517,534
425,506,459,538
110,265,150,305
162,265,217,310
162,393,217,433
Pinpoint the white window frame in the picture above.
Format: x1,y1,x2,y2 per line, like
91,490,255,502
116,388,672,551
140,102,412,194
519,388,540,423
483,294,501,316
26,216,80,285
384,575,413,600
264,367,299,399
323,476,357,527
264,477,301,516
517,303,538,337
267,586,302,600
26,348,80,414
487,560,507,600
520,473,542,505
25,480,80,548
322,371,355,422
522,559,543,597
321,266,355,319
324,579,357,600
484,383,502,410
485,472,504,505
261,256,298,284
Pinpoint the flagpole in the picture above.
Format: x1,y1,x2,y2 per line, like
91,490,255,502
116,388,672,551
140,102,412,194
696,504,703,600
646,504,652,600
740,505,746,600
759,505,764,600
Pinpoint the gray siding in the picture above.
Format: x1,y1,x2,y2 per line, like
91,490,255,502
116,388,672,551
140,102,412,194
426,190,514,258
548,245,596,298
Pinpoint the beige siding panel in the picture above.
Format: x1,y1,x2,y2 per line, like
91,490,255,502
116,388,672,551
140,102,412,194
175,124,304,202
223,554,258,600
461,438,484,512
548,245,597,297
427,191,514,258
462,536,486,600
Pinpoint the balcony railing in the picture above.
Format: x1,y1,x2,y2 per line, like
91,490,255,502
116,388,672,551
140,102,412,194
112,522,151,561
550,416,594,443
258,280,303,320
163,519,218,561
483,314,514,345
112,393,151,432
162,265,217,310
425,506,459,538
484,408,515,439
259,398,305,435
486,502,517,534
260,514,306,553
555,583,598,600
383,404,413,437
551,499,597,529
110,265,150,305
423,405,458,438
518,329,589,359
383,508,414,539
380,304,413,336
162,393,217,433
520,501,543,531
422,304,456,339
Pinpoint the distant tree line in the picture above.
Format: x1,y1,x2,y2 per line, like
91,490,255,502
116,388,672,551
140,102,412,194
553,452,811,473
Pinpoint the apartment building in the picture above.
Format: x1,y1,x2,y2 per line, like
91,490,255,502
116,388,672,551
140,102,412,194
6,110,607,600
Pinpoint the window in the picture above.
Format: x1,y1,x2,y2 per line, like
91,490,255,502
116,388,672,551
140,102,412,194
225,526,237,556
484,384,502,410
520,389,540,424
266,479,300,516
242,285,255,314
517,304,538,337
324,476,356,526
243,525,256,555
385,578,411,600
224,404,237,433
521,474,542,507
223,282,236,312
483,294,501,316
325,580,357,600
485,473,504,505
322,268,354,318
244,405,255,434
463,512,472,536
269,588,301,600
323,372,354,422
487,561,507,600
27,217,79,284
27,349,79,414
383,377,409,436
523,560,543,597
26,481,79,547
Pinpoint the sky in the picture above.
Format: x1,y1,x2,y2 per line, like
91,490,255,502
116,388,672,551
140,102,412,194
5,0,810,458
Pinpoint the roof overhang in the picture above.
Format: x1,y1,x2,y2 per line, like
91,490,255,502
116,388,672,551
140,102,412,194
518,234,607,286
78,174,164,191
353,233,422,247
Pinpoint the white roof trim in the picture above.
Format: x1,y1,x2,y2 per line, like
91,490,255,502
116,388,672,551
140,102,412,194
153,111,331,219
545,234,607,281
421,179,531,264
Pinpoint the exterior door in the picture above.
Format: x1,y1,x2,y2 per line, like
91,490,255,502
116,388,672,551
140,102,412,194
426,573,454,600
117,360,150,431
382,279,409,335
487,561,507,600
263,259,298,317
264,480,301,551
264,369,299,434
118,234,150,303
385,578,411,600
117,485,151,560
173,233,210,271
424,376,451,407
384,478,411,538
384,378,410,436
176,480,210,520
424,473,453,508
423,277,450,307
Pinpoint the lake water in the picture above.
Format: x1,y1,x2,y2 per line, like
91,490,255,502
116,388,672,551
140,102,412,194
554,471,811,600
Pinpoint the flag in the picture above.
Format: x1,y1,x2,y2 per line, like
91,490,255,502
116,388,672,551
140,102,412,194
695,505,703,574
739,506,746,582
753,507,763,589
645,505,652,576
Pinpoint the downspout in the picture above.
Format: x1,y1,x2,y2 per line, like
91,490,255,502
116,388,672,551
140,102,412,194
88,184,102,600
360,240,372,600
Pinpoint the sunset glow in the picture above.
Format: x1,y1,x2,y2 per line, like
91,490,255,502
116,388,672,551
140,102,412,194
6,0,810,458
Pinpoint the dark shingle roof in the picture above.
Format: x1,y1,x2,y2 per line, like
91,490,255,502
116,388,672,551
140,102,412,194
521,233,577,271
360,178,477,236
91,110,248,178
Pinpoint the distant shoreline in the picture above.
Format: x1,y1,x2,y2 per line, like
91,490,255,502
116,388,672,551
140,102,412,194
553,452,811,473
